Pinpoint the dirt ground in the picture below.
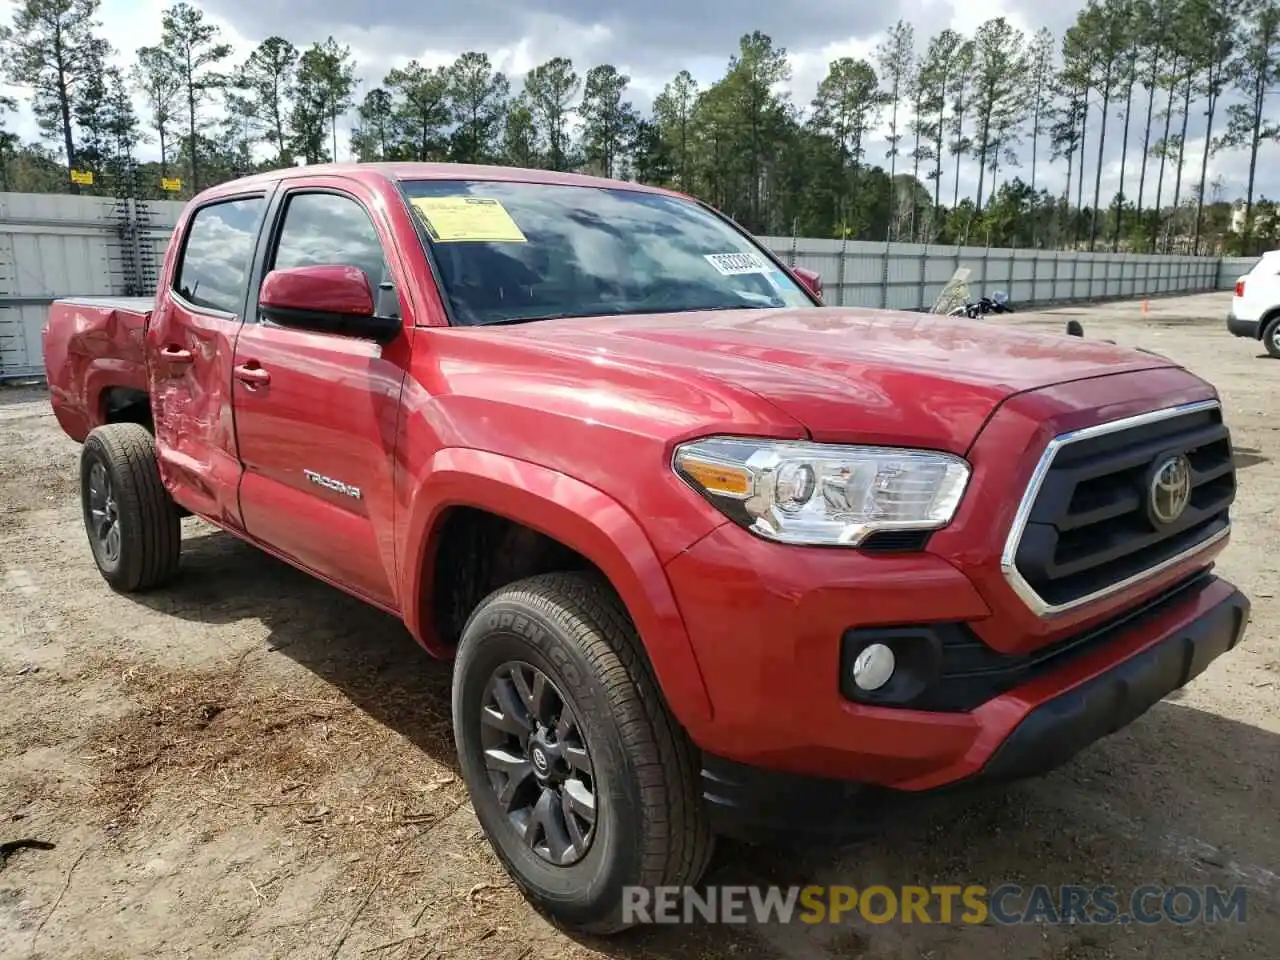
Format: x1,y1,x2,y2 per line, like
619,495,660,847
0,290,1276,960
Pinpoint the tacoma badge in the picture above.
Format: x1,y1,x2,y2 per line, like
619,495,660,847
303,469,362,500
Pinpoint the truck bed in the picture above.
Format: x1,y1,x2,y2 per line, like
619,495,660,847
43,296,153,442
54,295,156,314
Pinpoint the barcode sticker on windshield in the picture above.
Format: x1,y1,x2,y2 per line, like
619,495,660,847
704,252,769,276
409,196,528,243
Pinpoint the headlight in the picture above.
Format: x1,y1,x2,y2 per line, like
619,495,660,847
672,437,970,547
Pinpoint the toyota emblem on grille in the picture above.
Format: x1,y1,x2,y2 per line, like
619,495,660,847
1148,454,1192,526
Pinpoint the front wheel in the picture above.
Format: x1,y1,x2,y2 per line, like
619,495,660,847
79,423,181,592
1263,316,1280,358
451,571,713,934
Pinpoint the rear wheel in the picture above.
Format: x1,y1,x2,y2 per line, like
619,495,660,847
79,423,181,592
451,571,712,934
1263,315,1280,358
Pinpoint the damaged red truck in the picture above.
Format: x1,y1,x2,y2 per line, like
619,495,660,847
43,163,1249,933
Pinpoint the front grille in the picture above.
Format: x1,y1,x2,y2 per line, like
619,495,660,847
1007,401,1235,613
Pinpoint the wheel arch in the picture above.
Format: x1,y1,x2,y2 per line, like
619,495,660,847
84,360,152,433
1260,309,1280,341
399,448,715,732
99,385,153,430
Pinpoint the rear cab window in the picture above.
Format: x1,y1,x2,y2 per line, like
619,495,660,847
174,196,266,314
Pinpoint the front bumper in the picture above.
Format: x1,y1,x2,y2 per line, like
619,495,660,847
974,579,1247,781
697,576,1249,842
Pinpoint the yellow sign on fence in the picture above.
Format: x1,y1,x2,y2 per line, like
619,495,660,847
160,177,182,192
69,169,94,186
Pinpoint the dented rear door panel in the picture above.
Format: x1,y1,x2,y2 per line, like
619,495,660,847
145,191,272,530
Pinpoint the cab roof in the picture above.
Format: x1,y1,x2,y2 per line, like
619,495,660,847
196,161,684,202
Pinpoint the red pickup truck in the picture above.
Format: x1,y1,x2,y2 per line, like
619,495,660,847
43,163,1249,932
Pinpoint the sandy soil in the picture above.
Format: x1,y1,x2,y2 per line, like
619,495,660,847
0,290,1276,960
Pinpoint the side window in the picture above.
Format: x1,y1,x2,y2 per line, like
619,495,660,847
174,196,265,314
271,192,390,289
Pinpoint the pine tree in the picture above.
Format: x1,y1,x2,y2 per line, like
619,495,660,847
384,60,450,160
241,37,297,166
0,0,110,187
159,1,231,191
652,70,698,192
580,64,638,178
447,52,509,163
1220,0,1280,241
524,57,580,171
131,46,181,178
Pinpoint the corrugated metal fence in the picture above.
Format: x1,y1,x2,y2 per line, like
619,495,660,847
0,190,1248,380
1218,257,1258,290
0,193,185,380
762,237,1227,311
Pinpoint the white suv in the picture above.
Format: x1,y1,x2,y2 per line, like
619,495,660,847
1228,250,1280,357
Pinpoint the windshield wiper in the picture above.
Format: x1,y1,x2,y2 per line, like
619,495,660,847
469,313,577,326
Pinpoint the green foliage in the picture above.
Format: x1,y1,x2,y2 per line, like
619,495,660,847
968,17,1028,211
524,56,580,171
1219,0,1280,240
240,37,297,164
652,70,698,191
447,52,509,163
0,0,109,179
580,64,638,178
502,98,538,168
351,88,394,162
0,0,1271,257
383,60,449,161
290,37,356,164
131,46,182,175
160,1,232,190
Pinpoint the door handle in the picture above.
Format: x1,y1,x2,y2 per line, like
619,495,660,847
159,344,193,364
234,363,271,388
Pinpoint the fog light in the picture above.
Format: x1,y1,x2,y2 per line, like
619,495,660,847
852,643,895,691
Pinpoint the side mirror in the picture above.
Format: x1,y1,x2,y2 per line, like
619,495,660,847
259,265,401,344
793,266,823,303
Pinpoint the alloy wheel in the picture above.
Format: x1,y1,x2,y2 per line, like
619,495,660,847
87,460,121,563
479,661,598,866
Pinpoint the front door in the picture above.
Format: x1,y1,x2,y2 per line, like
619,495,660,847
146,192,270,529
231,182,411,609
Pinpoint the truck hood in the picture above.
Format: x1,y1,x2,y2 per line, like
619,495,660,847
500,306,1180,453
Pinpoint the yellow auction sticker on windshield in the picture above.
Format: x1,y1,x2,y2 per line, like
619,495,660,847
410,196,528,243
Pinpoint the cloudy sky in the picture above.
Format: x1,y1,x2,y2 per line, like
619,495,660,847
1,0,1271,206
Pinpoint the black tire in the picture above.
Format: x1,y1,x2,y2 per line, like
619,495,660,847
79,423,181,592
451,571,713,934
1263,315,1280,358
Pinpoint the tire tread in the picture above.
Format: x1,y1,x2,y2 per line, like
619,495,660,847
83,423,181,591
460,570,713,933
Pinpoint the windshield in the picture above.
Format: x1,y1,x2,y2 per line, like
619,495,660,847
399,179,815,326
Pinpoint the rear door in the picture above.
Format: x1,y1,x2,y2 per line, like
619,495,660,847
230,180,412,609
146,191,270,529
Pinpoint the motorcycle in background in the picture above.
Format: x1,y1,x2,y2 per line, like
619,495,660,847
947,290,1014,318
